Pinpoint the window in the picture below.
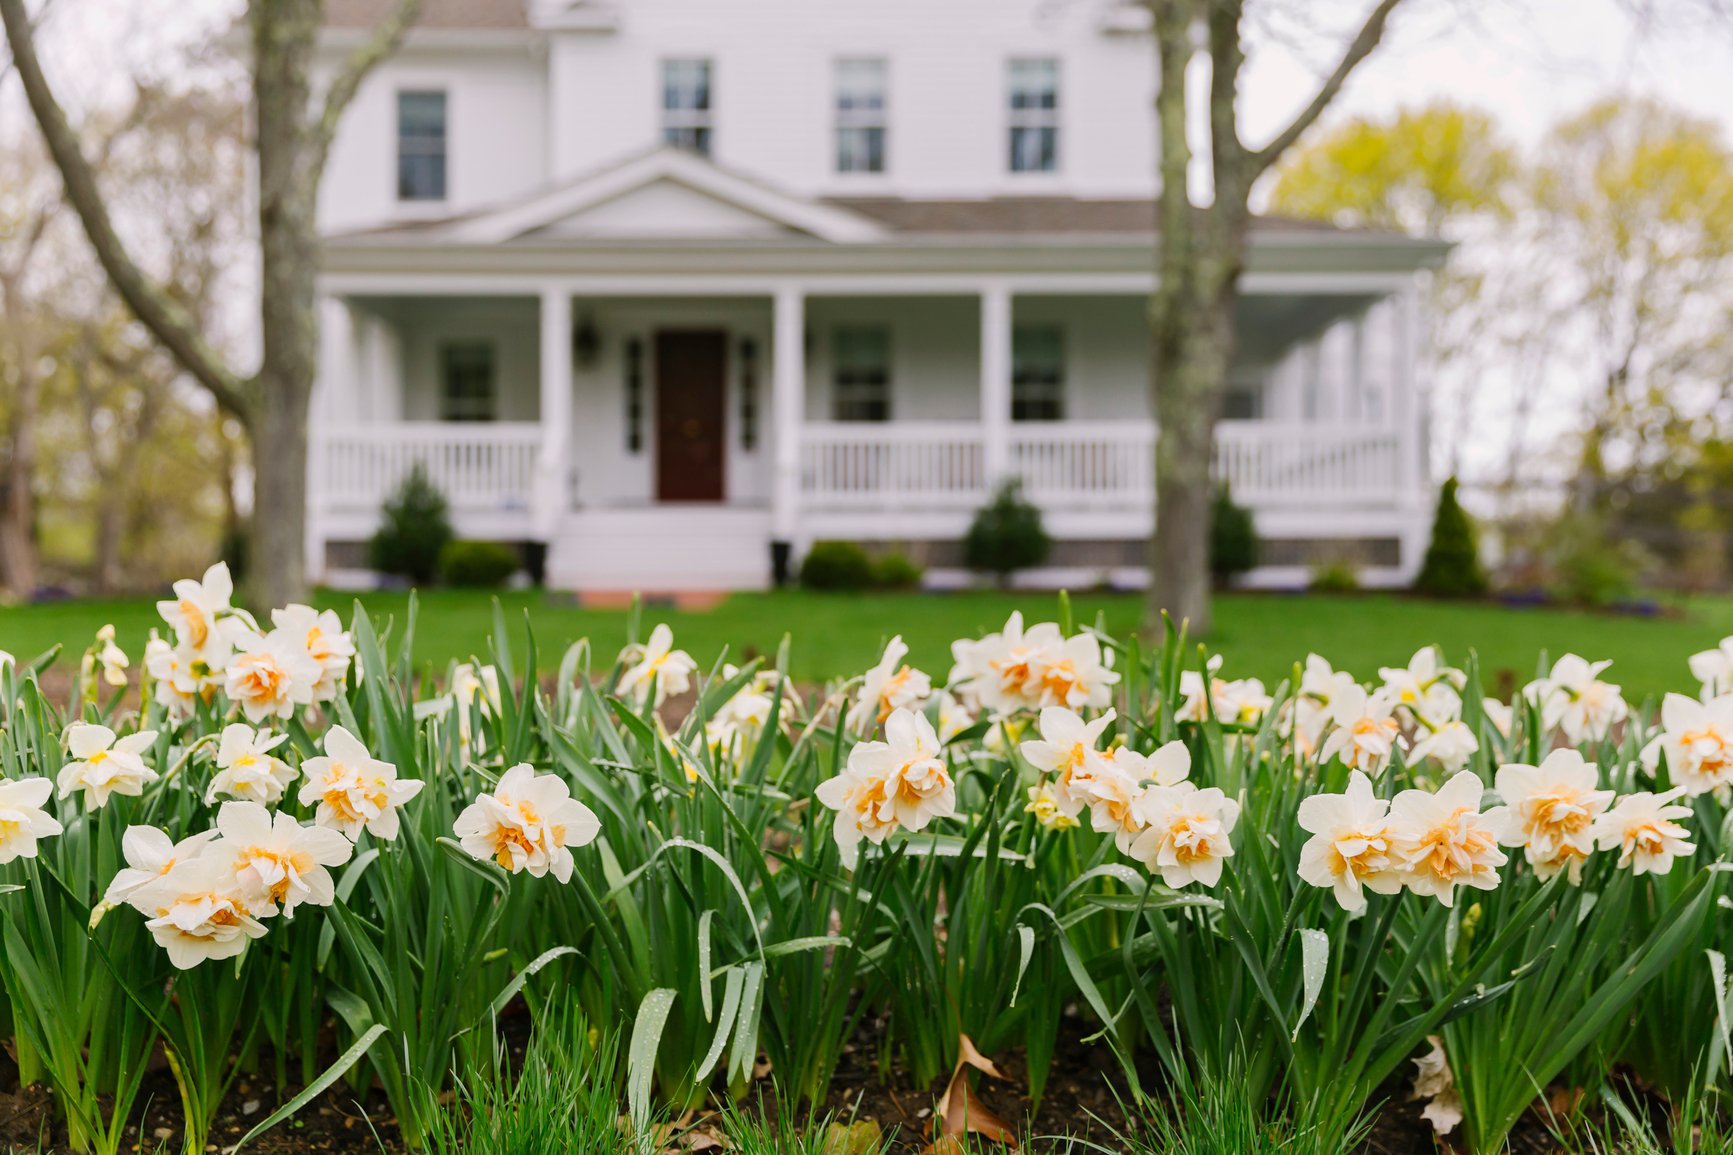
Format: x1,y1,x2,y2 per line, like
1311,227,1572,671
662,59,714,155
1007,58,1059,173
440,342,495,422
397,91,447,201
1223,385,1264,420
1012,326,1065,421
624,338,645,452
831,327,891,422
738,337,759,450
835,58,887,174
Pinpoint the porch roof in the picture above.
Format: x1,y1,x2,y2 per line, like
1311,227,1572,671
323,148,1452,275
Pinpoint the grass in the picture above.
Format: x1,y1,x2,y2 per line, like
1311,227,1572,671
5,587,1729,702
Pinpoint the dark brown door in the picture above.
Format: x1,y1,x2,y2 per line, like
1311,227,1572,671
655,330,727,502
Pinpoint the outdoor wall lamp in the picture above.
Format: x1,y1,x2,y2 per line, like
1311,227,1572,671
573,313,601,367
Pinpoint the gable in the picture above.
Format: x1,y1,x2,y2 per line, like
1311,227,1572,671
527,178,793,240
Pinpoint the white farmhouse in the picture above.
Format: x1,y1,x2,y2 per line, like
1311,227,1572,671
312,0,1446,592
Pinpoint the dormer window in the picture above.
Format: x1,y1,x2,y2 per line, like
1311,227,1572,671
662,59,714,156
1008,59,1059,174
835,58,887,174
397,90,447,201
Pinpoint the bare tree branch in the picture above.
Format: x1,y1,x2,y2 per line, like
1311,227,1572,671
310,0,424,182
0,0,253,423
1249,0,1406,174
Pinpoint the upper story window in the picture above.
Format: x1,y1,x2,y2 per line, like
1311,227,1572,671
662,59,714,156
440,342,496,422
1012,325,1065,421
1007,58,1059,174
832,326,891,422
397,90,448,201
835,58,887,174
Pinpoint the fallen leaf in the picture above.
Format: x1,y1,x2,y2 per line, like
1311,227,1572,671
818,1120,883,1155
927,1034,1019,1152
957,1034,1007,1081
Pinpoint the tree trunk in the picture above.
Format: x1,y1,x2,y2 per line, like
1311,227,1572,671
0,284,39,599
93,492,126,595
249,0,323,609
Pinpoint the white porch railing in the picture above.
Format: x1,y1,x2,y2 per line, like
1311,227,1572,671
800,422,986,506
801,420,1406,508
315,423,542,514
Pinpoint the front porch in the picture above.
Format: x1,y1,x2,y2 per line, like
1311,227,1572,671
308,278,1430,591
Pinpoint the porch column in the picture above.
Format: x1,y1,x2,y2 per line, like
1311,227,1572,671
537,286,572,542
770,285,805,584
979,282,1013,485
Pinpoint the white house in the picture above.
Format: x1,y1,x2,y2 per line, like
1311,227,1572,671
311,0,1448,592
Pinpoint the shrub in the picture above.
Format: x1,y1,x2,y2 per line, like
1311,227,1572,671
799,540,877,590
1209,485,1257,588
437,540,520,589
1414,477,1488,598
369,465,453,586
1542,511,1651,608
964,480,1050,586
874,552,924,591
1310,559,1360,593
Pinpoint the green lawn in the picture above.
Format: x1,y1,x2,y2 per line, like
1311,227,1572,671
6,588,1729,704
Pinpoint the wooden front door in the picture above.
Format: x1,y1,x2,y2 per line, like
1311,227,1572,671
655,330,727,502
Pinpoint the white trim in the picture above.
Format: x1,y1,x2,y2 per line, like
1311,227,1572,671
442,149,887,245
770,286,805,541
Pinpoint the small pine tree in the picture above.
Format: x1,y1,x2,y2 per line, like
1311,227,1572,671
1414,477,1488,598
369,465,454,586
1209,485,1257,588
964,480,1050,587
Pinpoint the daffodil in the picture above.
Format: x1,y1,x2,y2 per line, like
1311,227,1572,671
206,724,297,805
296,725,424,842
1388,770,1507,907
1688,636,1733,699
1408,719,1479,772
453,764,601,881
1018,706,1117,817
56,723,159,809
1024,782,1079,831
1592,789,1696,876
1378,646,1465,721
93,624,129,687
0,777,63,863
1640,692,1733,798
103,825,218,906
212,801,354,917
1317,685,1405,776
1524,654,1627,744
815,707,955,857
845,635,932,733
1296,769,1403,912
1486,749,1612,884
127,854,270,969
617,623,697,708
1031,631,1119,711
271,603,354,702
225,628,322,723
948,611,1064,715
1126,783,1240,888
155,561,242,670
144,635,207,719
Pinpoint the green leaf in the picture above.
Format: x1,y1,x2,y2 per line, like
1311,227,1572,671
627,988,677,1138
488,945,580,1019
232,1025,388,1151
1291,928,1329,1042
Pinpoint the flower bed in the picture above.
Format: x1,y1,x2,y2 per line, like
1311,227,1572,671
0,566,1727,1154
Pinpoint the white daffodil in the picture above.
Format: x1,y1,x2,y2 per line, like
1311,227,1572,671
1317,685,1405,776
453,764,601,882
144,635,207,720
1024,781,1080,831
1080,746,1150,852
815,707,955,857
616,623,697,708
296,725,424,842
103,825,218,906
127,854,269,970
1640,692,1733,798
1031,631,1120,712
1018,706,1117,817
1481,697,1513,738
1378,646,1465,721
934,690,976,743
1387,770,1507,907
1407,719,1479,772
1688,636,1733,700
224,628,322,723
1486,749,1613,885
272,604,354,702
1525,654,1628,744
205,724,297,805
948,611,1065,715
0,777,63,863
845,635,933,733
1126,783,1239,889
57,724,159,809
212,801,354,918
1593,789,1696,876
155,561,242,670
1296,770,1403,913
93,624,129,687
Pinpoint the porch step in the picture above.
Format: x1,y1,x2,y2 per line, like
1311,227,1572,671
547,506,773,592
